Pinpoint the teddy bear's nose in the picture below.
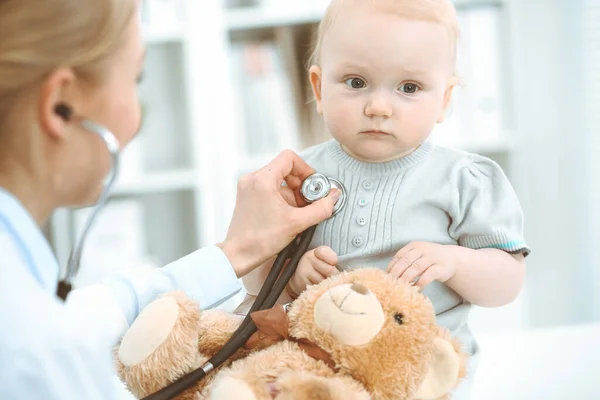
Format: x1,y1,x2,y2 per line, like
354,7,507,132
350,283,369,295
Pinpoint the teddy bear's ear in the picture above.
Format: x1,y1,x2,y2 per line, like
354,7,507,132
414,337,461,399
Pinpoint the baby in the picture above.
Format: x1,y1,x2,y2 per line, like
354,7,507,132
240,0,529,397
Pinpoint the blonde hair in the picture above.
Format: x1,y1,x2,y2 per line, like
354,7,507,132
309,0,460,69
0,0,136,124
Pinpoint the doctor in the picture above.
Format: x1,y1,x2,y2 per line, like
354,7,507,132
0,1,338,398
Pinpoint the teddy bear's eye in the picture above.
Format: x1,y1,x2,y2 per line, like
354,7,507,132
394,313,404,325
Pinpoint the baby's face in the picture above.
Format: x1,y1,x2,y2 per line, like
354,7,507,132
311,5,457,162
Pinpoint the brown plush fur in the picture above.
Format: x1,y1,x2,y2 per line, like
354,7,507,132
116,269,469,400
115,292,253,399
205,341,371,399
272,371,371,399
288,269,442,399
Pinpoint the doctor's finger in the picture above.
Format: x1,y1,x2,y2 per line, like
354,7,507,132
263,149,315,187
290,190,339,230
279,186,298,207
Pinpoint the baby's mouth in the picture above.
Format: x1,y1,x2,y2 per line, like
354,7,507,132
361,130,391,136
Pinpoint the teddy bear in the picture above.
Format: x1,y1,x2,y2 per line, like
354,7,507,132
115,268,469,400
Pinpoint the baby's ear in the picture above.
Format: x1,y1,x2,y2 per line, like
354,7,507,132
437,76,459,123
309,65,324,114
414,337,462,399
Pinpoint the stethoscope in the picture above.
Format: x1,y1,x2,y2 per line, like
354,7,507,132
141,173,346,400
52,103,348,399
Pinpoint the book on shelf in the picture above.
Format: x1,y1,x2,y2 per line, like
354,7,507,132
228,39,301,163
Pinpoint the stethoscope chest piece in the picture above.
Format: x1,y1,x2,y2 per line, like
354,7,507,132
301,173,347,216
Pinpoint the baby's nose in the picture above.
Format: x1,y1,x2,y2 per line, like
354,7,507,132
350,283,369,295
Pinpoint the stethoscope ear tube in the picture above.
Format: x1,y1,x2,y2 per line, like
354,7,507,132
141,225,318,400
56,119,121,302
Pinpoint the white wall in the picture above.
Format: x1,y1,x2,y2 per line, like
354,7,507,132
583,0,600,322
507,0,595,328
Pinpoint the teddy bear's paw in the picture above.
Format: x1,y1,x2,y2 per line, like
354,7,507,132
210,376,259,400
118,295,183,366
115,291,204,397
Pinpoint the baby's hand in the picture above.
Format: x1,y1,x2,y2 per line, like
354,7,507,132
386,242,457,289
287,246,339,298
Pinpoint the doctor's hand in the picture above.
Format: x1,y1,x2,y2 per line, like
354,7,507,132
218,150,340,278
286,246,339,299
386,242,457,289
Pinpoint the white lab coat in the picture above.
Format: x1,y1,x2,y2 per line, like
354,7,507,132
0,187,241,399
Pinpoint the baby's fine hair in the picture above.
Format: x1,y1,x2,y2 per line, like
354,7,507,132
308,0,460,68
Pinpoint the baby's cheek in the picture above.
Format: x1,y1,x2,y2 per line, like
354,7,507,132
324,100,359,138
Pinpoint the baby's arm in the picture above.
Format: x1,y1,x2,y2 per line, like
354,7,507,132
445,247,525,307
387,242,525,307
387,154,529,308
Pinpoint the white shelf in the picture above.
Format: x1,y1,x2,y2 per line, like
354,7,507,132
142,25,187,44
112,169,198,196
226,6,324,31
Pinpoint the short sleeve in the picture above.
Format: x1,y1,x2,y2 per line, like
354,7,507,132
448,155,530,256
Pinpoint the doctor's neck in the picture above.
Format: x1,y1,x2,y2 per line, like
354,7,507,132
0,132,58,227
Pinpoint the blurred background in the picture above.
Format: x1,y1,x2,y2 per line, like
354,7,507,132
45,0,599,398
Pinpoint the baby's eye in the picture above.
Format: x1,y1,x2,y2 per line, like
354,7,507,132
345,77,366,89
399,83,419,94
